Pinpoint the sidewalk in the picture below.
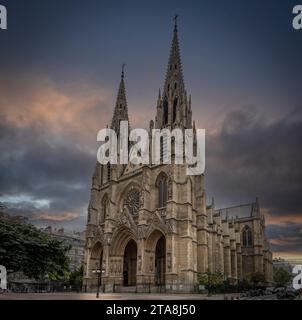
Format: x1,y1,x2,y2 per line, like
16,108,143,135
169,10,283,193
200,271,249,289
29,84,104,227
0,292,242,300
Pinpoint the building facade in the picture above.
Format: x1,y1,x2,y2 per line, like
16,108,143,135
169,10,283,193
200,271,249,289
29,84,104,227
83,21,273,292
42,226,85,271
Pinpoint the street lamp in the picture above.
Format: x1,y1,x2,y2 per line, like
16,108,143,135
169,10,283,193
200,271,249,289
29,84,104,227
92,267,106,298
92,269,101,298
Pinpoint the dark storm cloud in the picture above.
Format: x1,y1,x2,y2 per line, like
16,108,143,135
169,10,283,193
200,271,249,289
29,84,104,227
205,106,302,254
0,118,95,227
0,69,113,229
0,120,94,194
267,224,302,254
206,106,302,214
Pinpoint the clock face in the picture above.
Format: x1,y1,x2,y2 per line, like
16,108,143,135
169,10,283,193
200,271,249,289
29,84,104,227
123,188,140,215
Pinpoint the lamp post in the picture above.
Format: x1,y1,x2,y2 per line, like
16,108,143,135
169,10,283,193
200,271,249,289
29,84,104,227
102,269,105,293
92,269,101,298
92,267,106,298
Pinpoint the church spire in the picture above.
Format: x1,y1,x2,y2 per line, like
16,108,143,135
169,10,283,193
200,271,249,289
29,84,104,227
174,14,178,32
155,16,191,129
163,15,185,96
111,64,129,133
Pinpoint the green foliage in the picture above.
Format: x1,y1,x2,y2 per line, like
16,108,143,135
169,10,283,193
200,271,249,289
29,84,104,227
198,271,224,287
238,278,251,290
0,217,70,280
250,271,266,285
273,267,292,287
68,265,83,291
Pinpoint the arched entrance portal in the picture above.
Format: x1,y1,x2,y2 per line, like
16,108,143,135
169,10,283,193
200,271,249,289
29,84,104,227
123,239,137,286
90,242,103,271
155,235,166,285
89,242,103,288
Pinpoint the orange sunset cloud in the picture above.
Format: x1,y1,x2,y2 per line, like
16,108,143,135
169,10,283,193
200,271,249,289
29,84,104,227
270,236,301,246
0,75,112,138
264,209,302,226
36,211,80,222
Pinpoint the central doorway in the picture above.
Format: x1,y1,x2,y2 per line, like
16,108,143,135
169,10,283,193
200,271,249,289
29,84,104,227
123,239,137,286
155,235,166,285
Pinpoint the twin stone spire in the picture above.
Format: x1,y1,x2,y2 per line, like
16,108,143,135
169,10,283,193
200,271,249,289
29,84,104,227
111,64,129,133
110,17,192,134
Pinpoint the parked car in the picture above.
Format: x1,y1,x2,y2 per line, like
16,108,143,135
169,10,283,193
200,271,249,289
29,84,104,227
248,288,264,297
264,287,274,295
277,287,299,299
273,287,285,294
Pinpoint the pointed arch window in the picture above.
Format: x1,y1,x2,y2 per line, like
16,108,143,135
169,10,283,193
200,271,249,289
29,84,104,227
101,195,109,223
242,226,253,247
100,166,103,185
173,97,178,123
163,99,168,125
107,163,111,182
156,174,168,208
160,136,164,163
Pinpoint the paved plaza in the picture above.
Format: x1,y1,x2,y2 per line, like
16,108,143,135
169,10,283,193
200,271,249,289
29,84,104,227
0,292,242,300
1,292,300,300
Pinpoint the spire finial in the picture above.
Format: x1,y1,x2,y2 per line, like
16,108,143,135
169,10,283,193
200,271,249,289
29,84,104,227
121,63,125,79
174,14,179,32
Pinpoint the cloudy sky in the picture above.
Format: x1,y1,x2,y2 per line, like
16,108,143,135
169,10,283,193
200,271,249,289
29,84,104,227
0,0,301,259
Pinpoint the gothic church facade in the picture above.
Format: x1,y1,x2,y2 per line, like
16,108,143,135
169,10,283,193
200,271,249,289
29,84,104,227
83,21,273,292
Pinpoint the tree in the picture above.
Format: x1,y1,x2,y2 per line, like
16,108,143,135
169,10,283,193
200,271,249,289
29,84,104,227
69,265,84,291
273,267,292,287
250,272,266,286
198,271,224,293
238,278,251,291
0,215,70,280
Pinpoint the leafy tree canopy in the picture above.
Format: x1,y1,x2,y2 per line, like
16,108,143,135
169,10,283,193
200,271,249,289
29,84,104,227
273,267,292,287
0,215,70,280
198,271,224,286
250,271,266,285
69,265,83,290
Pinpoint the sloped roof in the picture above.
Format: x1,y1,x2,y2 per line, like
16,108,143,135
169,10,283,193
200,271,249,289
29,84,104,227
215,203,257,220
